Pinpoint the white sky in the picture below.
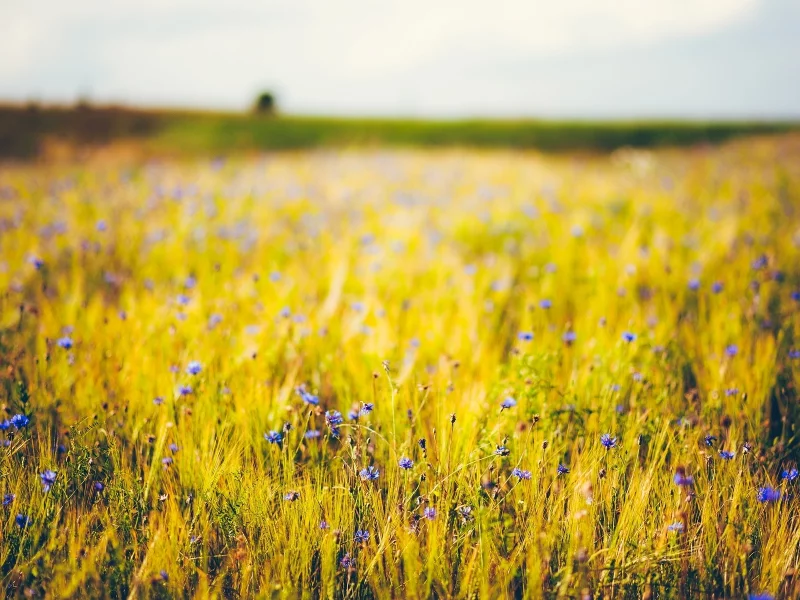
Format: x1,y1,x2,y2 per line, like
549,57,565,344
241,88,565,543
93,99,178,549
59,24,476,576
1,0,798,117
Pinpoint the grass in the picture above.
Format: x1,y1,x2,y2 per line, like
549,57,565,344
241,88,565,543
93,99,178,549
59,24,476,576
0,134,799,598
1,103,799,158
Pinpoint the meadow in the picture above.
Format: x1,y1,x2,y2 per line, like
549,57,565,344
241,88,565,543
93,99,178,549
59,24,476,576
0,134,799,599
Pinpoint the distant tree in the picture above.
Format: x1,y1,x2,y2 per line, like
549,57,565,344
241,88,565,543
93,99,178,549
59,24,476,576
254,92,277,115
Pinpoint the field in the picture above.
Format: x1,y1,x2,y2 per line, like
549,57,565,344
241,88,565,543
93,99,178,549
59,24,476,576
1,133,799,599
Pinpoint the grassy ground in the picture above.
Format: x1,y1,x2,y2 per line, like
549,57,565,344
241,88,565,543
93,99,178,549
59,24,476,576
1,103,799,158
0,135,799,598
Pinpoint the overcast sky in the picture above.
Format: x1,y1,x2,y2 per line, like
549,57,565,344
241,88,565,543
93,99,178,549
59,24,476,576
1,0,798,117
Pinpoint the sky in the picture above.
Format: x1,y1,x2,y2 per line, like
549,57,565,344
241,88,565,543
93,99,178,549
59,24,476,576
1,0,798,118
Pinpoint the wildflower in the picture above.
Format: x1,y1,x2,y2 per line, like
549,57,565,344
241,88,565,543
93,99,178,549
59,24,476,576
667,522,684,533
40,469,56,492
724,388,739,397
94,482,104,491
360,402,374,415
264,431,283,445
3,493,15,506
15,514,31,528
153,396,164,405
495,445,510,456
500,397,517,410
186,361,202,375
295,386,319,406
518,331,533,342
208,313,223,328
319,520,329,530
347,409,359,421
600,434,617,449
10,414,29,429
789,350,800,360
719,451,735,460
161,457,173,467
168,443,179,453
792,291,800,302
354,529,370,544
160,570,169,582
557,464,570,475
423,507,437,520
781,468,798,481
704,435,717,447
57,336,73,349
562,331,577,344
325,410,343,427
176,294,190,306
688,278,700,291
757,487,781,503
751,255,768,270
540,299,552,309
674,467,694,487
611,383,621,392
359,466,380,481
284,491,300,501
725,345,738,357
622,332,636,342
749,593,774,600
340,553,355,568
398,457,413,470
511,468,532,480
712,281,723,294
458,506,473,521
304,430,321,439
29,257,44,270
178,385,192,396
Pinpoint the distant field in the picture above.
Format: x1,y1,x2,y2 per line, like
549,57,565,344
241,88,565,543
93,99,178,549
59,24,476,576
1,103,798,158
0,134,799,598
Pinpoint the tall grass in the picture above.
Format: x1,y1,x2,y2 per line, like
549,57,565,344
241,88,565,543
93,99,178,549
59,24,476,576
0,136,799,598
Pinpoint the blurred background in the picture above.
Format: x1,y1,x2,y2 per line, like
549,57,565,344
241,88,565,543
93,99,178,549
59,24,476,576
1,0,799,157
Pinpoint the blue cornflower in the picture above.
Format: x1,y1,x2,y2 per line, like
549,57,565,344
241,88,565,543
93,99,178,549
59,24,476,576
600,434,617,449
284,491,300,501
325,410,343,427
500,397,517,410
360,403,374,415
712,282,723,294
168,443,179,453
704,435,717,447
178,385,192,396
622,332,636,342
611,384,621,392
725,345,738,357
57,336,73,349
667,522,684,533
398,457,414,470
495,445,510,456
719,451,735,460
540,299,552,309
423,507,437,520
15,514,31,528
518,331,533,342
781,468,798,481
40,469,57,492
176,294,190,306
160,571,169,582
340,553,355,568
264,431,283,445
749,593,774,600
725,388,739,397
511,468,532,480
3,493,15,506
674,468,694,487
319,520,329,530
29,257,44,270
562,331,577,344
347,410,360,421
304,430,321,439
789,350,800,360
751,255,768,270
208,313,223,328
10,414,29,429
359,466,380,481
354,529,370,544
688,278,700,291
557,464,570,475
94,482,104,491
153,396,164,405
757,486,780,503
186,361,202,375
161,457,173,467
295,386,319,406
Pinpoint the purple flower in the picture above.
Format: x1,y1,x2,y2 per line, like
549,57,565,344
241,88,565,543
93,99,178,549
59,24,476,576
295,386,319,406
264,431,283,444
354,529,370,544
725,345,738,358
622,332,636,342
3,493,15,506
511,468,531,480
10,414,29,429
667,522,684,533
674,469,694,487
57,336,73,350
749,593,774,600
500,397,517,410
359,466,380,481
15,514,31,528
562,331,577,344
161,457,173,467
495,445,510,456
719,451,735,460
712,281,723,294
757,486,780,503
600,434,617,449
423,507,437,520
704,435,717,447
398,457,413,470
304,430,321,439
168,443,179,453
540,299,552,309
340,553,355,568
319,520,329,530
186,361,202,375
153,396,164,406
557,464,570,475
40,469,57,492
94,482,104,491
325,410,343,427
284,491,300,501
178,385,192,396
518,331,533,342
688,278,700,291
781,468,798,481
789,350,800,360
